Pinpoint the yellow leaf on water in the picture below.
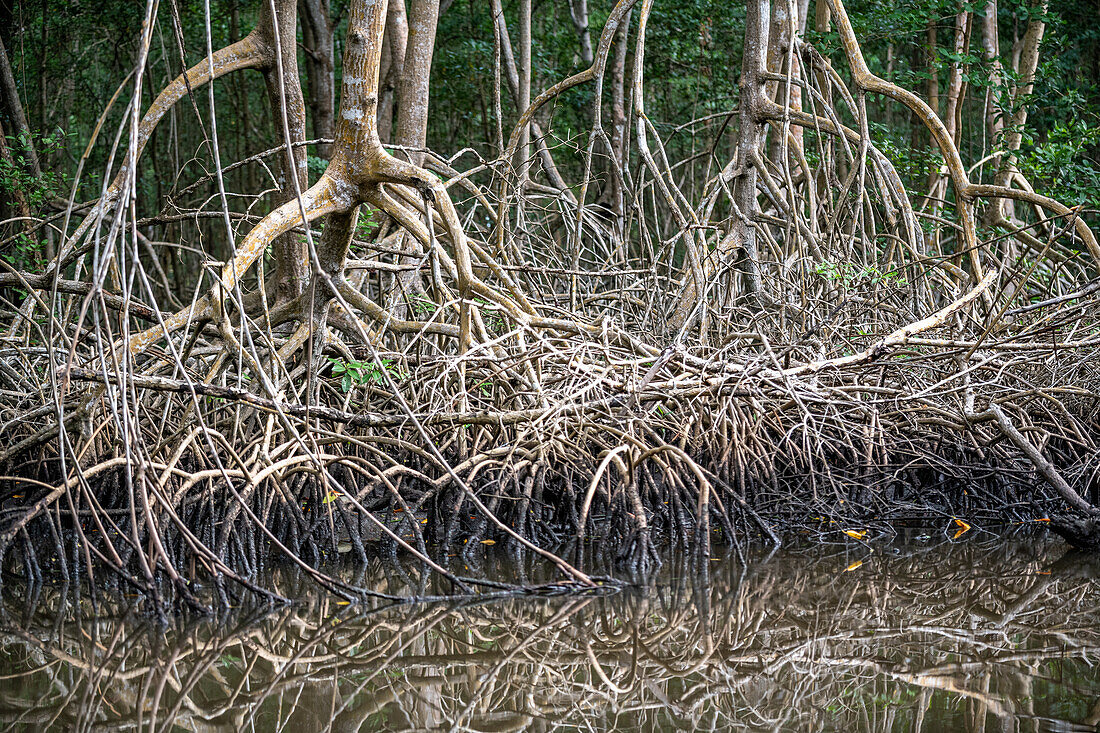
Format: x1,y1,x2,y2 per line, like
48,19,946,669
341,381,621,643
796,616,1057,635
845,560,863,572
843,530,867,540
480,539,496,545
954,518,971,531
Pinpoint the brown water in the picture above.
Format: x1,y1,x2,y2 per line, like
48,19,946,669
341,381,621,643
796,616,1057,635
2,527,1099,731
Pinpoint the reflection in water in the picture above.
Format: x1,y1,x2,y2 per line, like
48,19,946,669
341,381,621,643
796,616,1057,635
1,530,1099,731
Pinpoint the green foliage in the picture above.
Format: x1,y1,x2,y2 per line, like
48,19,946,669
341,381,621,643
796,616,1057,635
0,131,68,211
306,154,328,183
411,296,438,317
327,357,406,393
1017,120,1100,206
354,208,379,240
813,260,909,288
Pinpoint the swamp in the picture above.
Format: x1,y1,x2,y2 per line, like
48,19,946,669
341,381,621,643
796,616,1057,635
0,0,1099,728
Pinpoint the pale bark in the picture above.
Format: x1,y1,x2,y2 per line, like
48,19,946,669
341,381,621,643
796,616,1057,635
980,0,1004,147
568,0,595,67
390,0,440,312
517,0,532,178
942,9,971,148
927,8,971,218
394,0,440,164
997,0,1047,187
378,0,408,144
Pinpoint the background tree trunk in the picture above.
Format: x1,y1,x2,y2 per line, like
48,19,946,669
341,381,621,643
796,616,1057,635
568,0,595,67
300,0,336,159
0,35,40,178
261,0,311,306
733,0,770,298
394,0,440,164
390,0,441,312
379,0,409,144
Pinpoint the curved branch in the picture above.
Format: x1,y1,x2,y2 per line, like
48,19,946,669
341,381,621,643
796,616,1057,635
126,175,345,356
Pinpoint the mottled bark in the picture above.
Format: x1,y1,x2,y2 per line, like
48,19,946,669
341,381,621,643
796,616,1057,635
733,0,770,297
602,9,631,217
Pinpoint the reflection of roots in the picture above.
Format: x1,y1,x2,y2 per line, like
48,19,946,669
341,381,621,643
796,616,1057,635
4,539,1095,731
4,0,1100,609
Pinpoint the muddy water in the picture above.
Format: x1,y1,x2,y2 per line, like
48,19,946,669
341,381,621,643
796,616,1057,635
1,528,1098,731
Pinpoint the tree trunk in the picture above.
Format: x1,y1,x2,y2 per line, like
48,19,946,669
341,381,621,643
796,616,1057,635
300,0,336,159
261,0,311,306
0,35,41,178
602,8,631,222
516,0,532,179
942,9,972,148
926,22,939,116
391,0,441,312
394,0,440,164
733,0,769,298
997,0,1047,188
378,0,408,144
568,0,595,67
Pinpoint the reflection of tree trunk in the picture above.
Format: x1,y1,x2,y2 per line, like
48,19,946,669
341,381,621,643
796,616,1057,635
300,0,336,159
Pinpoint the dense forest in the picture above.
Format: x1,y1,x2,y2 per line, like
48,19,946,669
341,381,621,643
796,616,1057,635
1,0,1099,611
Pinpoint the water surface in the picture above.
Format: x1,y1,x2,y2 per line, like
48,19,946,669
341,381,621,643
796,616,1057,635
2,527,1098,731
